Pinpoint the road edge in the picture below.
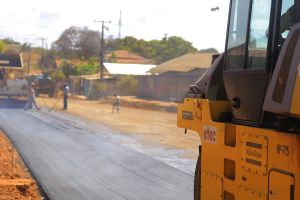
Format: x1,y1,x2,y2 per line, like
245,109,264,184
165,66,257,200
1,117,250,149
0,127,51,200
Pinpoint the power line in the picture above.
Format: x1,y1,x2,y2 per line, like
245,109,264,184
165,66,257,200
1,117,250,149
0,18,48,28
0,33,39,40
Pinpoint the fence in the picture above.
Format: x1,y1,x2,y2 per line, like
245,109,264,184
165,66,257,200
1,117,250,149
137,69,206,101
69,75,137,99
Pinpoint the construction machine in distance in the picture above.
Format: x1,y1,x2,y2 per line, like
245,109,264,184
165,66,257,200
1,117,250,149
0,54,27,97
177,0,300,199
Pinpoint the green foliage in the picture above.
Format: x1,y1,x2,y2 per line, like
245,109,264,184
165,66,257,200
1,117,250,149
199,48,219,53
87,82,107,100
61,60,75,78
0,40,6,53
109,36,198,64
154,36,198,63
117,37,148,56
49,70,65,82
116,75,137,94
108,52,117,63
53,26,199,64
48,57,100,78
74,57,99,75
2,38,20,45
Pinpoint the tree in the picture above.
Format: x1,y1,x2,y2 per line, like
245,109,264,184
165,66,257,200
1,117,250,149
109,36,198,64
108,52,117,63
2,38,20,45
154,36,198,63
74,57,99,75
53,27,198,63
199,48,219,53
78,28,101,60
61,60,74,78
0,40,6,53
52,26,81,59
52,26,101,60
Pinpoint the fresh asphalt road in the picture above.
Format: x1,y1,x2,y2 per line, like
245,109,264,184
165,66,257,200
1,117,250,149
0,98,193,200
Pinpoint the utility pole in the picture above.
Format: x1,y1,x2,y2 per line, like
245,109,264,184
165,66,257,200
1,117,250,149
45,41,49,73
40,37,47,73
118,11,122,39
27,43,32,74
95,20,110,80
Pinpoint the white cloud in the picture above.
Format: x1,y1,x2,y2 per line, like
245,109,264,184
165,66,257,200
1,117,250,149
0,0,230,51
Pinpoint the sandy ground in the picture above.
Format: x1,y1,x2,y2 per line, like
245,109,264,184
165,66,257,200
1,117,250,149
0,131,42,200
36,96,201,160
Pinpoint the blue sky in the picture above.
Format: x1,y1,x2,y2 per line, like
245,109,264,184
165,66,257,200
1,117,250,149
0,0,230,52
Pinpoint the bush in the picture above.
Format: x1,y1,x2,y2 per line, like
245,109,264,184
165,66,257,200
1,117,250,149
74,57,99,75
0,40,6,53
61,60,76,78
87,82,107,100
49,70,65,82
116,75,137,95
108,52,117,63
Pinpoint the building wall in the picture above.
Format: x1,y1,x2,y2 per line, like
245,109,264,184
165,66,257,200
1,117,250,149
69,69,206,101
137,69,206,101
69,76,136,98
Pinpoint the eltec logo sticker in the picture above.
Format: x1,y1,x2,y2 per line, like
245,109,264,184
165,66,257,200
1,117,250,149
203,126,217,144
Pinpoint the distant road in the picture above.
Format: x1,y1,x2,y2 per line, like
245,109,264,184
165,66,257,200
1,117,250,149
0,98,193,200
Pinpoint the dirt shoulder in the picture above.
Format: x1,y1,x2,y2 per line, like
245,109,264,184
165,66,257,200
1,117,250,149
36,96,200,158
73,96,178,113
0,131,42,200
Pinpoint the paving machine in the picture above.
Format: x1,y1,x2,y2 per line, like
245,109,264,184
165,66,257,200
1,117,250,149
177,0,300,199
0,54,27,97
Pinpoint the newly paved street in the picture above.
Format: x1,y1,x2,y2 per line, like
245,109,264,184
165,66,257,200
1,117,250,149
0,98,193,200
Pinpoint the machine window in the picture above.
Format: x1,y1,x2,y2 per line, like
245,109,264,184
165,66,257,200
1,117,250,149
225,0,251,70
279,0,295,42
247,0,272,69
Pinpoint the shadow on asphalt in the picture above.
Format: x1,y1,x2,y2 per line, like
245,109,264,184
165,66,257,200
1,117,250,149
0,97,26,109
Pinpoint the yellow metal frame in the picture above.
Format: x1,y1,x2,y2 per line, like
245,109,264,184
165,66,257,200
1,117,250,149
178,98,300,200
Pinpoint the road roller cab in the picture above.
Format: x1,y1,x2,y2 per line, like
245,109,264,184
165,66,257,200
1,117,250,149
178,0,300,199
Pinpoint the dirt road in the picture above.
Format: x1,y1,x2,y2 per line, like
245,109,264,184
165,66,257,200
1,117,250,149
0,98,194,200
